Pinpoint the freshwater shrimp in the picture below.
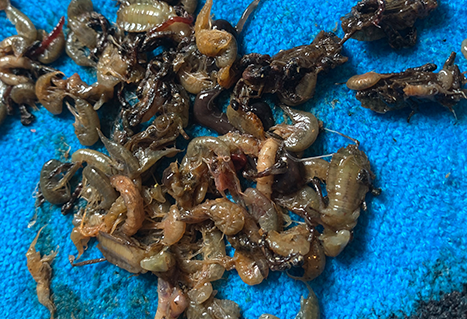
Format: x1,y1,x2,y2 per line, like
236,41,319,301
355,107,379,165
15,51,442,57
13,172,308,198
71,148,117,176
194,0,237,88
26,227,58,319
301,156,330,183
39,159,81,205
233,249,266,285
259,285,320,319
265,225,311,257
0,55,34,86
97,129,140,178
226,103,265,139
320,137,375,235
0,35,29,57
117,0,176,32
65,31,97,67
66,98,101,146
346,71,394,91
110,175,145,236
157,205,186,246
242,188,279,232
180,198,245,235
275,186,320,223
295,284,320,319
35,71,66,115
154,277,189,319
272,105,320,153
82,165,118,210
256,138,280,199
218,131,261,158
0,0,37,44
319,228,351,257
182,136,241,197
10,82,36,108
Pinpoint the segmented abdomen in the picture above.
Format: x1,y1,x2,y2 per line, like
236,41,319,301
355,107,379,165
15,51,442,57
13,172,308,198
117,2,176,32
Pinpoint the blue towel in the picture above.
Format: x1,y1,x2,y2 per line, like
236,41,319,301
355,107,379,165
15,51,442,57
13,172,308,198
1,0,467,318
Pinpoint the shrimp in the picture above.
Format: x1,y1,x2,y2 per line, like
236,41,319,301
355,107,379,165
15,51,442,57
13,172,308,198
0,55,34,86
97,128,140,178
321,143,374,231
110,175,145,236
140,249,175,273
0,0,37,43
182,136,241,198
117,1,176,32
256,138,280,199
226,103,265,139
295,285,320,319
233,250,266,285
39,159,81,205
242,188,279,232
346,71,393,91
154,277,189,319
66,98,101,146
26,227,58,319
35,71,66,115
265,225,311,257
272,105,320,153
71,148,117,176
10,82,36,108
82,165,118,210
157,205,186,246
180,198,245,235
194,0,237,88
65,31,97,67
301,157,330,183
218,131,261,158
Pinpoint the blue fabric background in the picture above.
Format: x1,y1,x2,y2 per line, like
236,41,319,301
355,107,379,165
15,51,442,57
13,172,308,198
1,0,466,318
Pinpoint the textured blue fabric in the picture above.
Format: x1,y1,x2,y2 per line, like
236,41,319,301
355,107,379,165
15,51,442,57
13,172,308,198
1,0,467,318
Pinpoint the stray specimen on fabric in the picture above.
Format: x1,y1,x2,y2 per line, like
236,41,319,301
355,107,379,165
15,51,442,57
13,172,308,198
26,226,58,319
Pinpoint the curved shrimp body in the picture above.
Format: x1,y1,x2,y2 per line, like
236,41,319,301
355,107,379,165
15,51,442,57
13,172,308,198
35,71,66,115
272,105,320,153
0,35,29,57
346,72,393,91
218,132,261,158
321,144,373,230
2,2,37,43
110,175,145,236
26,227,58,319
40,159,81,205
0,55,34,85
256,138,280,199
295,286,320,319
71,148,117,176
180,198,245,235
10,82,36,107
182,136,241,196
117,1,176,32
66,98,101,146
82,165,118,210
194,0,238,88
